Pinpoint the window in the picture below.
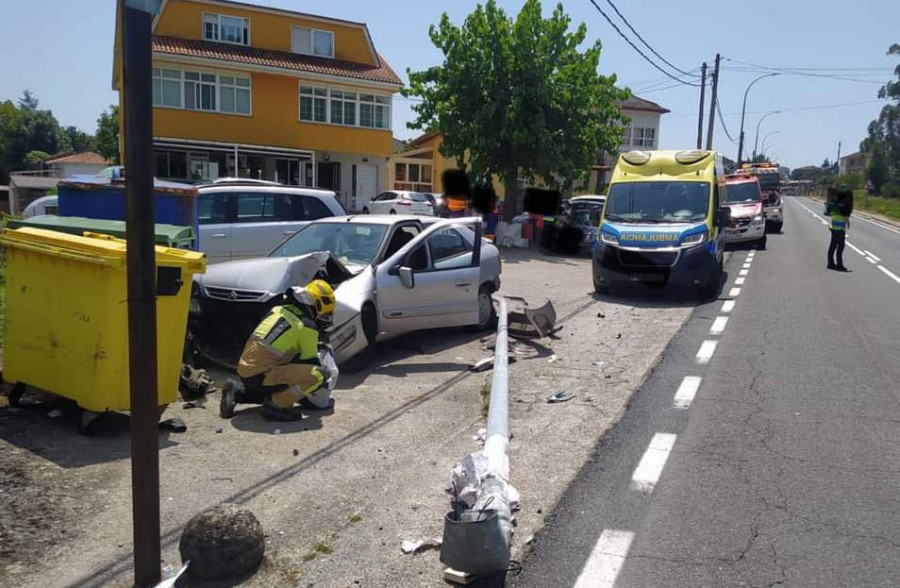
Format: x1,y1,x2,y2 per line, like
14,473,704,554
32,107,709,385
301,196,335,220
408,164,420,183
203,13,249,45
384,225,420,258
299,86,328,122
184,71,217,111
623,125,632,146
198,194,232,224
219,75,251,114
329,90,357,125
632,127,656,148
428,228,471,269
235,193,275,222
152,68,182,108
292,26,334,57
395,163,407,182
360,94,389,129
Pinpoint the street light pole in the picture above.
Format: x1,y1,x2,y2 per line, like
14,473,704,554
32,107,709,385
760,131,780,159
737,73,779,165
752,111,781,160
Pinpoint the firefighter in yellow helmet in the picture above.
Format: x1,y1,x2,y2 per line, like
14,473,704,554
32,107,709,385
220,280,337,422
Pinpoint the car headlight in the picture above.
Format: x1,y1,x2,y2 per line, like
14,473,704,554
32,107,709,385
681,232,707,248
600,231,619,245
753,214,764,223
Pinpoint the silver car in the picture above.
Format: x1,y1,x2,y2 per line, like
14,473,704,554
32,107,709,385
192,215,501,366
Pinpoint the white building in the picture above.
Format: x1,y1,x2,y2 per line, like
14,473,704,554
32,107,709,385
590,95,669,192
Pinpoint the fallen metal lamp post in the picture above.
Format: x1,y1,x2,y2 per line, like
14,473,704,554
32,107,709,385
442,297,515,579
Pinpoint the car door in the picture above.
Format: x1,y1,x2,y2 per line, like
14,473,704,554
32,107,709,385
370,192,391,215
197,192,234,263
230,192,302,259
375,220,482,334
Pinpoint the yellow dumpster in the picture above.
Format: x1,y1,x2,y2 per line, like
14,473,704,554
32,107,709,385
0,227,206,415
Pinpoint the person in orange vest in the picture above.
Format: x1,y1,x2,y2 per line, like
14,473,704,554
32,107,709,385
443,169,470,218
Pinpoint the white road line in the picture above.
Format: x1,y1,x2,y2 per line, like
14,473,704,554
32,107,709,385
735,277,746,285
742,263,752,270
739,269,749,276
864,250,882,262
673,376,702,409
878,265,900,285
574,530,635,588
696,340,718,364
747,251,755,257
867,257,877,264
631,433,677,493
721,300,736,313
846,242,866,256
710,316,729,335
857,214,900,236
729,287,742,297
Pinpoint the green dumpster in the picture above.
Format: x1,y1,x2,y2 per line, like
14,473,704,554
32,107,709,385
6,215,195,249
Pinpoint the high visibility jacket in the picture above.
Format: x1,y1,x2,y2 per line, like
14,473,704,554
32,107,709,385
447,195,467,212
830,211,848,232
238,305,320,380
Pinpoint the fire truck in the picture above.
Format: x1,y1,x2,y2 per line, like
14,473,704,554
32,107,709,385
736,163,783,233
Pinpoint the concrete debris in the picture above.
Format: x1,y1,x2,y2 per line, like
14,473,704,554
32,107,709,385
473,428,487,444
180,364,213,399
159,418,187,433
450,453,521,513
400,537,442,554
153,562,190,588
179,504,265,581
47,409,63,419
546,390,575,404
547,354,559,363
593,361,606,371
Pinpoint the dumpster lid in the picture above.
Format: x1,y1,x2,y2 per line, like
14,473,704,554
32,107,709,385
57,176,197,197
0,227,206,272
6,215,194,244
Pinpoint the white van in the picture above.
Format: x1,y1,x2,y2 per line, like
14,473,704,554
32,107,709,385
197,180,345,263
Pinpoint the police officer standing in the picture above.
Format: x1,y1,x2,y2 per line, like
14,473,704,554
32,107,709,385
826,186,853,272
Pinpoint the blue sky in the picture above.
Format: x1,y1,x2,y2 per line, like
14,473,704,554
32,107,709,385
1,0,895,170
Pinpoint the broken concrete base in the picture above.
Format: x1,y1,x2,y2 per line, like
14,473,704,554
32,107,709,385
179,504,265,581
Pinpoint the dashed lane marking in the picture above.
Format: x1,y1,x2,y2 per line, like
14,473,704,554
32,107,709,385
878,265,900,285
722,300,736,313
573,530,635,588
673,376,702,409
729,287,742,297
735,277,746,285
865,250,882,262
740,269,749,276
710,316,729,335
631,433,678,493
696,340,718,364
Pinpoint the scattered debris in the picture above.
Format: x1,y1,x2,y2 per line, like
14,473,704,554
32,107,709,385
597,312,606,318
593,361,606,371
469,356,517,373
546,390,575,404
47,409,63,419
473,428,487,444
180,365,213,399
400,537,442,554
524,534,535,545
547,354,559,363
153,562,190,588
444,567,477,585
615,333,622,339
215,428,223,434
182,401,205,410
292,449,299,456
179,505,265,581
159,418,187,433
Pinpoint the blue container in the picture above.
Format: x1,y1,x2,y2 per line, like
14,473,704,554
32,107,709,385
57,176,199,241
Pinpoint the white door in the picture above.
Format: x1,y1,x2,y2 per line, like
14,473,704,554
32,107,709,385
375,221,482,334
198,192,233,263
357,164,377,211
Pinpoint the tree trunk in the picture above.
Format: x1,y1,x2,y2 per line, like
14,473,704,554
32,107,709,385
502,172,520,222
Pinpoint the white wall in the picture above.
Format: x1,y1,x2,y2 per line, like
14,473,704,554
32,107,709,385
322,152,386,212
53,162,108,178
620,110,662,151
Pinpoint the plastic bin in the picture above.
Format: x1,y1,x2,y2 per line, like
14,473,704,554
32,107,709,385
6,215,195,249
0,228,206,413
57,176,198,240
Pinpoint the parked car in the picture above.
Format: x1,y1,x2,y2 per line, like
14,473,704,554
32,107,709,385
566,195,605,254
191,215,501,367
426,193,449,217
723,175,767,249
22,195,59,218
196,180,345,263
363,191,434,216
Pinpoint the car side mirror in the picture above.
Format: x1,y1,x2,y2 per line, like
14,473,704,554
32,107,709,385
398,266,415,289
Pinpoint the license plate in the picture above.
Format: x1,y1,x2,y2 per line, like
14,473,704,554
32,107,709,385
630,273,665,283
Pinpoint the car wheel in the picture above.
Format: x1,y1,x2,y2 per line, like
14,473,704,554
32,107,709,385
362,207,370,214
472,285,498,332
700,258,723,299
593,274,609,295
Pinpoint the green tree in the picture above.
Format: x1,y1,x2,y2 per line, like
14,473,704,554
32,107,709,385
867,147,890,194
17,90,40,111
861,43,900,183
24,150,50,169
95,105,120,164
404,0,628,218
60,125,97,153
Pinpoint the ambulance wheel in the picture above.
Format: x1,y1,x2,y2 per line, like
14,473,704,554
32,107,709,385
700,262,722,299
593,275,609,295
7,383,26,407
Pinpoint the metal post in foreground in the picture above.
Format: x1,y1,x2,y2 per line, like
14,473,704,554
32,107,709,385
477,297,512,542
122,1,161,585
737,73,779,165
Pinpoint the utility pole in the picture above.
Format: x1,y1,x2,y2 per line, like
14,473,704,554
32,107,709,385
696,62,707,149
836,141,842,171
121,0,162,586
705,54,720,151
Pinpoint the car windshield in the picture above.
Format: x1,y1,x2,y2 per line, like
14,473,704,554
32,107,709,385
757,173,780,191
725,182,761,204
403,192,430,202
568,202,604,226
605,182,709,223
270,222,389,269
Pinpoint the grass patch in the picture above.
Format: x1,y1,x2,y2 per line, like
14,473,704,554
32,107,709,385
348,514,362,524
303,540,334,562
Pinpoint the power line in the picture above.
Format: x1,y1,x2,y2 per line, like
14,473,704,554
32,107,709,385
631,68,705,93
601,0,699,78
715,99,736,143
668,99,884,117
723,58,886,84
586,0,701,87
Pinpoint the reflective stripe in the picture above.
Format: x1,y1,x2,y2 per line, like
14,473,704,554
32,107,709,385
830,212,847,231
251,305,319,361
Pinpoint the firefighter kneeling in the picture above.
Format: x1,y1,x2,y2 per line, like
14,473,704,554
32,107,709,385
220,280,337,422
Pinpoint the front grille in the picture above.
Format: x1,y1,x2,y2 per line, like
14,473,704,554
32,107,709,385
732,217,752,227
204,286,268,302
618,249,678,267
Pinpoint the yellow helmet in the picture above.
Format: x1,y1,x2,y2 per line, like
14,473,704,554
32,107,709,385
287,279,336,322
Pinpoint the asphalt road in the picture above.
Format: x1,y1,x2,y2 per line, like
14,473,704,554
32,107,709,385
514,196,900,587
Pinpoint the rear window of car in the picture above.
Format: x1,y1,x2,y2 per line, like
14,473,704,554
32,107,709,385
406,193,430,202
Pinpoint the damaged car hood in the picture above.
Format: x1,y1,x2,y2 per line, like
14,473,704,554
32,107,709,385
196,252,331,299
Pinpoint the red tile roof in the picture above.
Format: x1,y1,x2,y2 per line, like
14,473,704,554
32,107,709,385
45,151,111,165
619,95,670,114
152,35,402,86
